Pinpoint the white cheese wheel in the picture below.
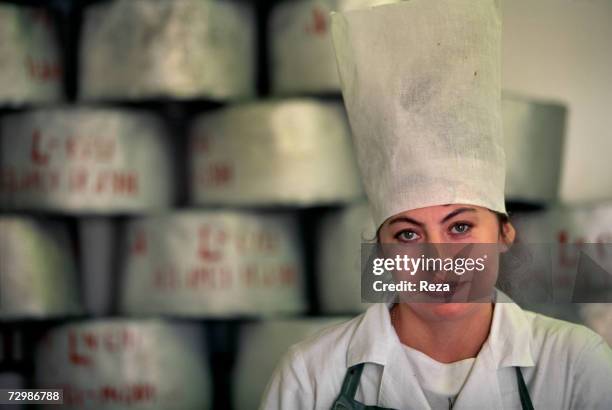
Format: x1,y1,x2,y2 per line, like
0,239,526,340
120,211,307,317
0,107,173,213
189,100,363,206
0,4,63,106
0,216,81,319
317,202,375,314
80,0,255,102
503,94,566,204
35,320,211,410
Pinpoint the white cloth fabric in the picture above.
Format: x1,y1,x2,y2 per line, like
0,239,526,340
260,299,612,409
401,344,475,409
331,0,507,228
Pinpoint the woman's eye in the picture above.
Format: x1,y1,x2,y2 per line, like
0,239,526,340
395,230,420,242
450,223,472,235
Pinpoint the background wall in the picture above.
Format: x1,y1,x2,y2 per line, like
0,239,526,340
502,0,612,204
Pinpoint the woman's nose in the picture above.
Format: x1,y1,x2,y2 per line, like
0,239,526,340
426,229,445,244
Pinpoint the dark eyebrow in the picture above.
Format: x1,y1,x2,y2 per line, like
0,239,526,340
388,216,425,228
387,207,477,227
440,207,477,223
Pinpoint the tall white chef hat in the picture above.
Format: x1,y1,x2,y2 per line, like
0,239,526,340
331,0,506,228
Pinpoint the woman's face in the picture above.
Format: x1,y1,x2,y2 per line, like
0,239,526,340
378,204,516,321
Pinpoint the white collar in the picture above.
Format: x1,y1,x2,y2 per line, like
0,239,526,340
346,292,535,370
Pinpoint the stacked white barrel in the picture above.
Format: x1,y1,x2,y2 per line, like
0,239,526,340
502,94,567,203
188,99,362,206
120,211,306,317
0,108,174,212
35,320,211,409
0,217,80,319
210,1,389,404
0,107,175,317
316,202,375,314
80,1,362,407
179,72,364,405
79,0,255,102
1,1,259,406
0,4,63,106
0,2,66,398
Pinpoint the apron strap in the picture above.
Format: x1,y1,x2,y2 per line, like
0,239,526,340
332,364,535,410
331,364,395,410
515,367,535,410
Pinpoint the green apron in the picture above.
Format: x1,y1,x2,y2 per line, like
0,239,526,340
332,363,534,410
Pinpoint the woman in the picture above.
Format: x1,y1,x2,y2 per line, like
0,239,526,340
260,1,612,409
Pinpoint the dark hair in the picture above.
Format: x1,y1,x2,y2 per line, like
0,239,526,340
494,211,510,225
494,211,511,240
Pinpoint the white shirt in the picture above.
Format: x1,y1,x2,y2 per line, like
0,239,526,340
260,298,612,409
401,344,475,409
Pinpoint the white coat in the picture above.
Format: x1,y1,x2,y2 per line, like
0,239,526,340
260,297,612,409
